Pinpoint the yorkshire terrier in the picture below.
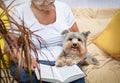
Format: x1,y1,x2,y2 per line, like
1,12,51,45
55,30,92,67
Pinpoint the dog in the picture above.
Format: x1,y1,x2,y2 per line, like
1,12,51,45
55,30,91,67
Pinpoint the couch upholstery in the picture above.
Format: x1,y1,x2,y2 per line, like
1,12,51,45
72,8,120,83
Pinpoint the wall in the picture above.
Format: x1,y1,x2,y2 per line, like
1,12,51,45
59,0,120,8
4,0,120,8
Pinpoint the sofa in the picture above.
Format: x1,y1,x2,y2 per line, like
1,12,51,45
72,8,120,83
1,8,120,83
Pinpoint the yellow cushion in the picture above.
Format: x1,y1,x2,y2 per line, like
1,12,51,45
0,9,10,68
93,10,120,60
0,9,9,27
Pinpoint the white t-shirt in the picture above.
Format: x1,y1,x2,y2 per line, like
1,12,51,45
11,1,75,61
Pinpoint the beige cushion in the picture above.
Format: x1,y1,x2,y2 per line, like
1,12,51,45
72,8,119,44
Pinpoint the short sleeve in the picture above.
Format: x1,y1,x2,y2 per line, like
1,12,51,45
10,8,22,28
64,4,75,29
9,7,22,35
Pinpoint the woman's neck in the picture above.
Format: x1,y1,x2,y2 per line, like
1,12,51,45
31,3,55,14
30,3,56,25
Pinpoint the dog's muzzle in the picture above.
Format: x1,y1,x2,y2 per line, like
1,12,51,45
71,38,79,51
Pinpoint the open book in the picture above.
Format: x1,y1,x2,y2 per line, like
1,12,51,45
35,64,86,83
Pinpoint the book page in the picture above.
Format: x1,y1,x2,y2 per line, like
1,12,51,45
35,64,62,82
35,64,85,83
54,65,85,82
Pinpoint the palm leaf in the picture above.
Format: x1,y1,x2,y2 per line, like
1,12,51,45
0,0,45,83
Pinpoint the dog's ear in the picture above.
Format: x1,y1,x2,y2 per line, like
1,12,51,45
82,31,90,38
61,30,70,35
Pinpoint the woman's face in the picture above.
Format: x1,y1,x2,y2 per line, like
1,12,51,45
32,0,55,11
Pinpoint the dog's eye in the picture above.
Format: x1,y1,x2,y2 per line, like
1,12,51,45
69,38,72,41
78,39,82,41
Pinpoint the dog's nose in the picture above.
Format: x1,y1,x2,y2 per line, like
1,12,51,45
73,43,77,47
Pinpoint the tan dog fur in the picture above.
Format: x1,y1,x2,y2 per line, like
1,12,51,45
55,30,90,67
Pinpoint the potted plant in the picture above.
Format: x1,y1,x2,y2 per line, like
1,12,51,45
0,0,42,83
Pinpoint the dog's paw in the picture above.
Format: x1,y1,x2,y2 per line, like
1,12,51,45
66,61,75,66
55,61,65,67
67,63,74,66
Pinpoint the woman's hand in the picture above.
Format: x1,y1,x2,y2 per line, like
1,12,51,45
7,47,38,71
6,47,20,63
31,56,38,71
23,56,38,71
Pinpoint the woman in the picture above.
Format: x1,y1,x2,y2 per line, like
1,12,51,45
10,0,86,83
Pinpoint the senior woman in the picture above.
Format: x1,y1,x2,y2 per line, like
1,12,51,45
10,0,86,83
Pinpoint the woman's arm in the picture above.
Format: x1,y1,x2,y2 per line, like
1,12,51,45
4,33,38,71
69,22,79,32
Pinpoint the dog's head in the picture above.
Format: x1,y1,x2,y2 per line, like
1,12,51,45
62,30,90,57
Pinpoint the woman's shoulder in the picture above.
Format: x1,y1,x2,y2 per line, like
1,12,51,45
11,1,31,17
13,2,30,11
